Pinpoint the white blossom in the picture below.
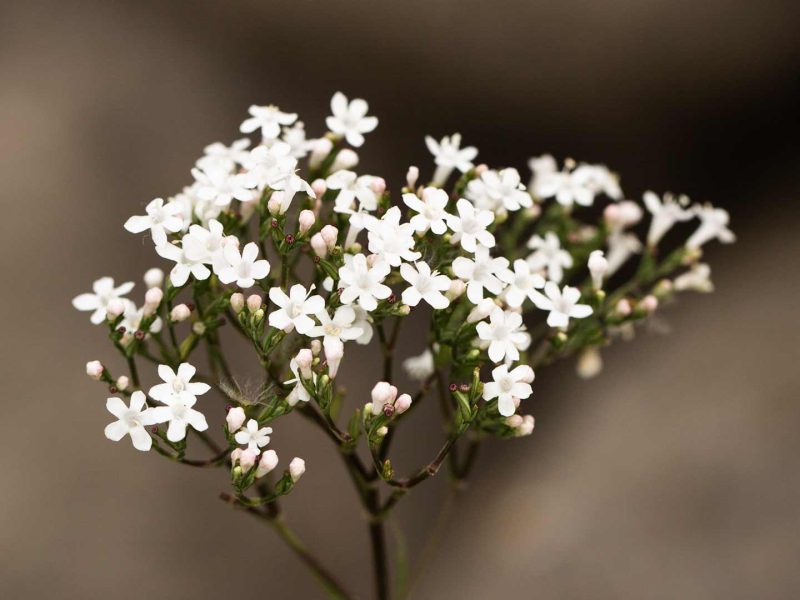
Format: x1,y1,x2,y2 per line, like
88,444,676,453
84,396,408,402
530,282,593,328
686,205,735,249
643,191,693,246
446,198,495,253
482,364,534,416
327,170,377,213
268,284,325,334
215,242,270,288
182,219,226,265
241,142,297,191
365,206,421,266
234,419,273,453
474,168,532,212
606,230,642,276
674,263,714,292
308,306,363,346
149,363,210,406
326,92,378,147
571,164,622,200
192,165,255,208
400,261,451,310
281,121,315,158
240,105,298,140
529,158,595,207
156,242,211,287
197,138,251,173
403,349,435,381
526,232,573,283
452,245,508,304
403,187,451,235
476,307,531,364
338,253,392,312
284,358,313,406
351,305,374,344
72,277,135,324
425,133,477,185
104,391,159,452
497,259,546,308
124,197,183,246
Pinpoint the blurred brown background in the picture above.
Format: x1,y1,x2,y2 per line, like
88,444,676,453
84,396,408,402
1,1,799,598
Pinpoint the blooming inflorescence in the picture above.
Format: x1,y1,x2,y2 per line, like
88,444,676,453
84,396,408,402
74,92,734,599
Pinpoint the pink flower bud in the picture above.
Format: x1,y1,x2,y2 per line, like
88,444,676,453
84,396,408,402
295,349,313,378
371,381,398,415
230,448,242,463
394,393,412,414
603,204,620,226
310,233,327,258
267,194,282,216
446,279,466,300
616,201,643,227
641,294,659,313
406,166,419,189
86,360,104,380
310,340,322,356
230,292,245,313
106,298,126,319
239,449,258,471
170,303,191,322
366,253,380,267
255,449,279,478
331,149,358,171
588,250,609,289
320,225,338,249
506,415,523,428
517,365,536,384
474,163,488,175
143,267,164,289
116,375,129,391
298,210,316,235
289,457,306,482
226,406,246,432
370,177,386,195
517,415,535,436
615,298,632,317
144,287,163,310
324,339,344,378
246,294,262,312
311,178,327,198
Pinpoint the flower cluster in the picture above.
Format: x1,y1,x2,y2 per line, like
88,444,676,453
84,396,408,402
74,92,733,598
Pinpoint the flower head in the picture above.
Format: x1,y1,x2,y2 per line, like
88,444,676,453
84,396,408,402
476,307,531,364
124,198,184,246
104,391,159,451
452,245,508,304
234,419,273,453
686,205,735,249
240,105,298,140
482,364,534,416
366,207,421,267
326,92,378,147
530,282,593,329
308,305,363,346
338,253,392,312
446,198,495,253
400,261,451,310
268,284,325,334
149,363,211,405
497,259,546,308
643,191,693,246
403,187,451,235
72,277,135,324
425,133,477,185
526,232,573,283
156,242,212,287
216,242,270,288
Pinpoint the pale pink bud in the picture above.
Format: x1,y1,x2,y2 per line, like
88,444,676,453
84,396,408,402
298,209,316,235
310,340,322,356
267,194,282,216
106,298,126,319
309,138,333,169
170,303,191,322
467,298,496,323
144,287,163,310
516,365,535,384
406,166,419,189
311,178,327,198
116,375,129,391
324,339,344,378
295,349,313,378
86,360,104,380
603,204,620,226
615,298,632,317
289,457,306,482
616,201,643,227
370,177,386,195
255,449,279,478
239,449,258,471
474,163,488,175
226,406,246,432
246,294,262,312
641,294,659,313
143,267,164,289
230,292,245,313
320,225,338,249
588,250,608,289
310,233,328,258
446,279,466,300
518,415,535,436
506,415,524,428
394,393,412,414
371,381,398,415
230,448,242,463
331,149,359,171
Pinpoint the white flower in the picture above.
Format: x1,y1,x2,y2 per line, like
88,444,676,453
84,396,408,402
686,205,735,249
606,230,642,276
196,138,251,172
452,245,508,304
400,261,451,309
323,337,344,378
234,419,273,453
284,359,312,406
156,242,212,287
476,307,531,364
530,161,595,207
403,349,435,381
526,232,573,283
289,457,306,482
104,391,159,451
149,363,211,406
327,170,377,213
425,133,477,185
497,259,546,308
281,121,315,158
241,142,297,191
215,242,270,288
240,105,298,140
149,394,209,443
326,92,378,147
192,165,255,208
124,197,184,246
119,302,162,344
268,284,325,334
571,164,622,200
446,198,496,252
338,253,392,311
403,187,450,235
365,206,421,266
674,263,714,292
72,277,135,324
530,282,593,328
352,305,374,344
482,364,534,417
269,174,315,215
475,168,532,212
308,305,363,346
182,219,226,264
643,191,693,246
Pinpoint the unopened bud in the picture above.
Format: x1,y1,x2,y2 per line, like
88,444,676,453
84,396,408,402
106,298,126,319
576,346,603,379
86,360,104,380
320,225,338,249
230,292,245,313
474,163,488,175
289,457,306,482
116,375,129,391
506,415,524,428
267,194,282,216
331,149,359,171
246,294,262,312
298,210,316,235
376,426,389,438
370,177,386,195
394,393,412,414
309,137,333,169
310,233,328,258
170,303,191,322
615,298,632,317
295,349,313,378
255,449,279,478
143,267,164,289
192,321,206,335
588,250,609,289
310,340,322,356
311,178,327,198
324,339,344,378
406,166,419,189
239,449,258,471
446,279,466,300
396,304,411,316
226,406,246,432
144,287,163,311
641,294,659,313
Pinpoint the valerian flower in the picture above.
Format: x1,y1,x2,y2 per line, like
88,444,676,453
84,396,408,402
530,282,593,328
452,245,508,304
526,232,573,283
483,364,535,417
425,133,478,185
446,198,496,253
197,138,251,173
104,391,159,451
365,206,421,266
191,165,255,208
497,259,546,308
474,168,533,212
240,104,298,140
234,419,273,454
400,261,452,310
216,242,270,288
643,191,693,246
181,219,227,265
605,230,643,276
326,92,378,147
150,394,209,443
241,142,297,191
308,306,364,346
403,187,451,235
327,170,378,213
476,306,531,364
686,205,736,249
124,197,184,246
674,263,714,292
72,277,135,324
149,363,211,406
269,284,325,334
156,242,211,287
338,253,392,312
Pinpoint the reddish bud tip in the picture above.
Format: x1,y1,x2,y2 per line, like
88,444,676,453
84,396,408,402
387,294,397,304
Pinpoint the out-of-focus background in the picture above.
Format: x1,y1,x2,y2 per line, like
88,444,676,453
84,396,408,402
1,1,799,598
